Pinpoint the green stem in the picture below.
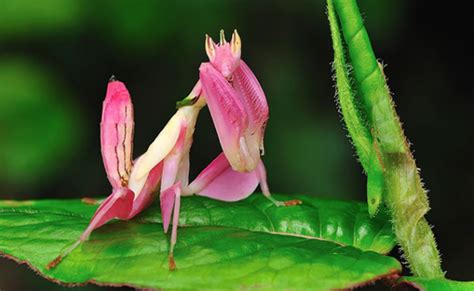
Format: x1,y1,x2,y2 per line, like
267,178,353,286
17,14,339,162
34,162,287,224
328,0,444,278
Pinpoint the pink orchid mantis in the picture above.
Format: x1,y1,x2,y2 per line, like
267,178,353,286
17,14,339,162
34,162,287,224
131,31,301,269
154,29,302,268
47,30,301,271
47,78,209,270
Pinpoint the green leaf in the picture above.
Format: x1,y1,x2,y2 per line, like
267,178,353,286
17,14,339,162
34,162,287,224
0,194,400,289
398,277,474,291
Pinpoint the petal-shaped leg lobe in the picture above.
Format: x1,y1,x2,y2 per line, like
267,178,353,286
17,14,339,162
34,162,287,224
199,62,249,172
46,187,135,270
129,161,163,217
186,152,228,194
191,153,259,201
81,187,135,241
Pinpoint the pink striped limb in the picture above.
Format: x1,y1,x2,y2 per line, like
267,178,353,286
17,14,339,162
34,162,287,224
188,152,302,207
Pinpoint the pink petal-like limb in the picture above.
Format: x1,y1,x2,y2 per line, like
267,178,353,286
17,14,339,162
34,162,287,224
188,152,259,201
81,188,135,240
129,161,163,217
188,153,301,206
48,79,137,270
48,78,162,270
101,80,134,188
47,161,164,270
199,62,253,172
233,61,269,129
46,187,135,270
233,60,269,156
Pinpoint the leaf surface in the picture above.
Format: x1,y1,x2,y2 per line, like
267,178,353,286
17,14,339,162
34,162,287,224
0,194,399,289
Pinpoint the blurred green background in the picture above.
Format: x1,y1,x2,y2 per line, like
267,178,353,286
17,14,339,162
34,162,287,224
0,0,472,290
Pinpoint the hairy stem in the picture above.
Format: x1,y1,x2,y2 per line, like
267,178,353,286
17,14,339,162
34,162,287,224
328,0,444,278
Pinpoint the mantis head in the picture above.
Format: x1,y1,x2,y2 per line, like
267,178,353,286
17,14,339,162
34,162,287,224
205,29,241,79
